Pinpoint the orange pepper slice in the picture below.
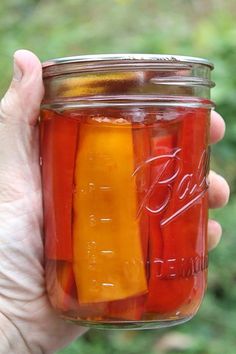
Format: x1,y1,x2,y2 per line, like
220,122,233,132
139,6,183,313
104,124,151,320
73,117,147,304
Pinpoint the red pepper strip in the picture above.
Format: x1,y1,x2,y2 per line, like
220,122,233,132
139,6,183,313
161,108,209,292
170,108,209,314
147,109,209,314
46,261,78,312
177,194,208,317
133,124,151,262
146,123,181,313
57,263,110,319
46,260,108,318
106,295,147,321
56,262,77,312
40,111,79,261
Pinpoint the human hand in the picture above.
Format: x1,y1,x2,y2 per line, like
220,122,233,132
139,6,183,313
0,50,87,354
0,50,230,354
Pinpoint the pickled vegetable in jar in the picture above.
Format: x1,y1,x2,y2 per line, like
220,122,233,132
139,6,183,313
40,54,214,329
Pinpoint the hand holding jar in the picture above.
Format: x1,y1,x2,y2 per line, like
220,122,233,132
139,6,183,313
0,50,229,353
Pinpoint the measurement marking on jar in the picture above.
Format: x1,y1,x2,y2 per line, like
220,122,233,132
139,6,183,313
101,283,115,287
100,250,114,254
99,186,112,191
100,218,112,223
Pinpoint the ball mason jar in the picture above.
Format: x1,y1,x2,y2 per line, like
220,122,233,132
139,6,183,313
40,54,214,329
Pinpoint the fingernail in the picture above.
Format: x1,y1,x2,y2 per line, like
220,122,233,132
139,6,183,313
13,57,23,81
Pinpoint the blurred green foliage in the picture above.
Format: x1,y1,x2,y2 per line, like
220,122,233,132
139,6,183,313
0,0,235,353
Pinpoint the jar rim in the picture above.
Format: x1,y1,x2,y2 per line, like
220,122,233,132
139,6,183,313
42,54,214,77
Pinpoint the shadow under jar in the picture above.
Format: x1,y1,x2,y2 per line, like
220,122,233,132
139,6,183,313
40,54,214,329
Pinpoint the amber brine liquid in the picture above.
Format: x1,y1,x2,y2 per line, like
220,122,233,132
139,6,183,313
40,105,209,328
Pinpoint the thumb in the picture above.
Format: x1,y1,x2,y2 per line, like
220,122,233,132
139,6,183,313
0,49,44,125
0,50,44,203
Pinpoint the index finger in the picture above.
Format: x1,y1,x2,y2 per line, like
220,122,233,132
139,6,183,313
210,111,225,144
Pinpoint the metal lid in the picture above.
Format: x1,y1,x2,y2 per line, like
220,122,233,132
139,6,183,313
42,54,214,78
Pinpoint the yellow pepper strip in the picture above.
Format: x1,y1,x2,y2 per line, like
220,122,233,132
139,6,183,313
73,117,147,304
50,72,142,98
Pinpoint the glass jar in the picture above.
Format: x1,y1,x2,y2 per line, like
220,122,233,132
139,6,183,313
40,54,214,329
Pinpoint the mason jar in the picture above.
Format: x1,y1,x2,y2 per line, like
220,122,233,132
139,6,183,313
40,54,214,329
